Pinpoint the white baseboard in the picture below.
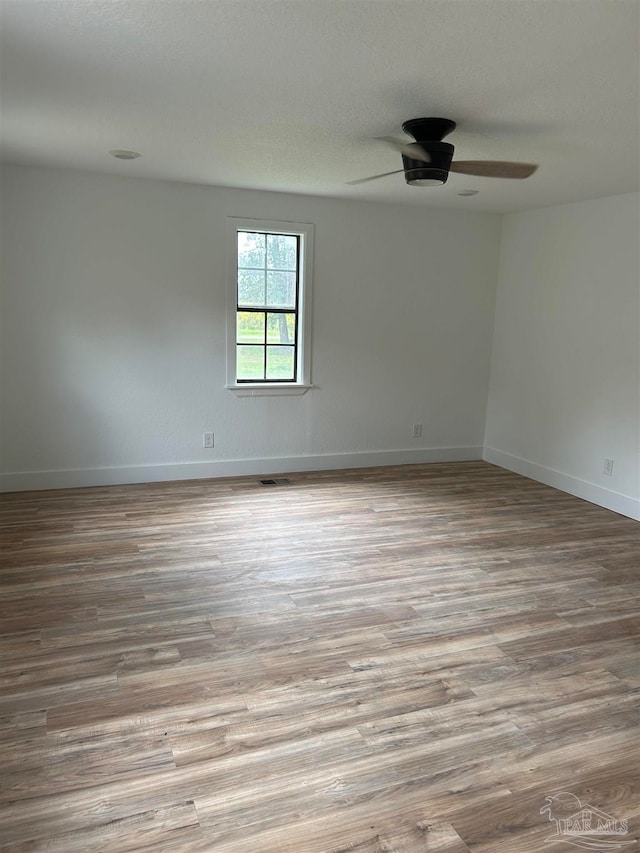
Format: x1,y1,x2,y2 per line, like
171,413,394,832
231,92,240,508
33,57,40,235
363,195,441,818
483,446,640,522
0,446,483,493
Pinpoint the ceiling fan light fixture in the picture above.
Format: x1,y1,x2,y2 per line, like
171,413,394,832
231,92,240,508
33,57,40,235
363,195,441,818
406,172,448,187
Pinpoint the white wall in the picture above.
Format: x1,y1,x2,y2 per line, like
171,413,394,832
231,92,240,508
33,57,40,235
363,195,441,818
485,193,640,520
1,164,502,490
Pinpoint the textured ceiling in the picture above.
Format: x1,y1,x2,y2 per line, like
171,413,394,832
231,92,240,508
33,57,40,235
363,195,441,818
1,0,638,212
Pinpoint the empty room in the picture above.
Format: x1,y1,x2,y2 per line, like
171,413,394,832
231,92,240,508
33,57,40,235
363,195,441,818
1,1,639,851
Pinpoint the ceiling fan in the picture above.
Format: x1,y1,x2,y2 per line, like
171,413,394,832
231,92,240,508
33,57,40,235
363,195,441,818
348,118,538,186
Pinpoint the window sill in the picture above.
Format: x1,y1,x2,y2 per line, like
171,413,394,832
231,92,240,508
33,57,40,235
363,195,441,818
225,384,313,397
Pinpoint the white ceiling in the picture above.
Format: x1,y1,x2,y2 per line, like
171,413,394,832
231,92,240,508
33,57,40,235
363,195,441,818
1,0,638,212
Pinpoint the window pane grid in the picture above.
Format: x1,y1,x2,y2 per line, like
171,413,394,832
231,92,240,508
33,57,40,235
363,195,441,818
236,231,300,382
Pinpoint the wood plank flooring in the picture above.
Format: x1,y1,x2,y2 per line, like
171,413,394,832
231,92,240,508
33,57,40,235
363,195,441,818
0,461,638,852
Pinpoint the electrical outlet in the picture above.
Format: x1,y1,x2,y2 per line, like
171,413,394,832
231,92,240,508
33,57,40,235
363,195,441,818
203,432,214,449
412,423,423,439
603,458,614,476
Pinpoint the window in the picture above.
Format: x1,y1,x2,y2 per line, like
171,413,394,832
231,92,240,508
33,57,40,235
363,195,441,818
226,218,313,395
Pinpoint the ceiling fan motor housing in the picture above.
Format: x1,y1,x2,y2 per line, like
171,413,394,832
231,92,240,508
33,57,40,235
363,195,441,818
402,142,454,186
401,118,456,186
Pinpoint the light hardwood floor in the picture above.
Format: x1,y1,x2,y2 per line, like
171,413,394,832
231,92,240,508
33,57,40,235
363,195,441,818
1,461,638,852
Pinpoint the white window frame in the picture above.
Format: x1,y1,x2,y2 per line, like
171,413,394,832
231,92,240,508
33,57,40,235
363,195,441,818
225,217,314,396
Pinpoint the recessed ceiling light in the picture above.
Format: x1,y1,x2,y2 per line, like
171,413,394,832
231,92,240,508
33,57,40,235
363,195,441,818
109,150,141,160
457,189,479,197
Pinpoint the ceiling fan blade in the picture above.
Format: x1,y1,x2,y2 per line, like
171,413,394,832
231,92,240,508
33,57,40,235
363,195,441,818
375,136,431,163
346,169,405,186
450,161,538,179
